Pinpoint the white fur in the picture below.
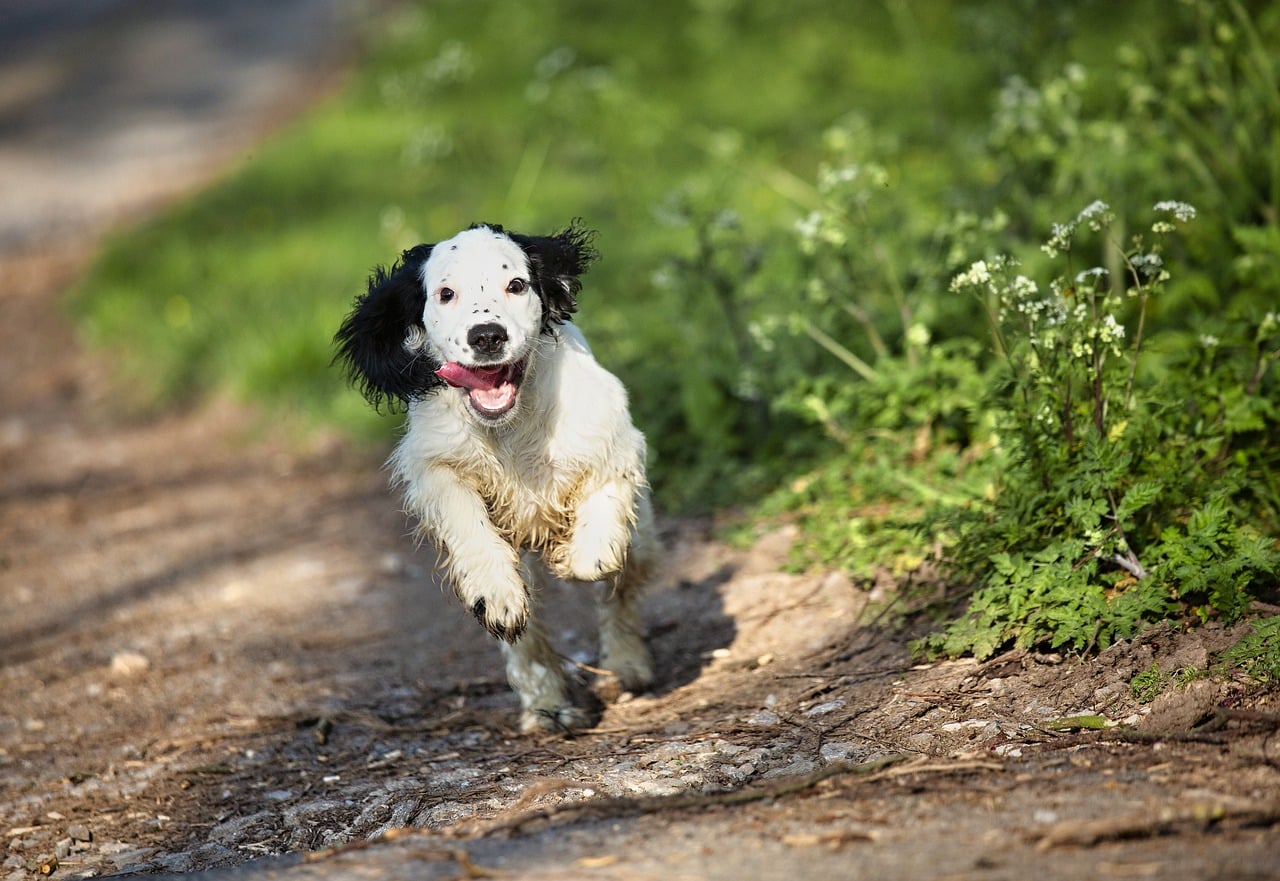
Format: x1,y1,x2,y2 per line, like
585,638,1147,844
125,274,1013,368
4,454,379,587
388,227,656,733
418,227,542,369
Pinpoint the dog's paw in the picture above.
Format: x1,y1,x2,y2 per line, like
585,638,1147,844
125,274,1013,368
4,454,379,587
560,528,626,583
600,646,655,696
519,704,594,735
466,589,529,643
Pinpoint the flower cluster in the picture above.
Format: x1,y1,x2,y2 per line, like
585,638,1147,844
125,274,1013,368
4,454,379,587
1042,200,1115,257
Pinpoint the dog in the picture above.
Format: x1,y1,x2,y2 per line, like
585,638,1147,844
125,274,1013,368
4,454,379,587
334,221,657,733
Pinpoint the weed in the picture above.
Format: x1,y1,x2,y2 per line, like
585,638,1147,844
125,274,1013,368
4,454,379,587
1130,662,1163,703
1219,616,1280,683
918,203,1279,659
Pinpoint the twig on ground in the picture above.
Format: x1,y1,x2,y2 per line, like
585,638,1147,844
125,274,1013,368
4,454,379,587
1028,706,1280,751
1036,799,1280,850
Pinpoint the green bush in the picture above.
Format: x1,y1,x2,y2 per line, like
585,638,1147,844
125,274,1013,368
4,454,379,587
674,2,1280,657
920,203,1278,658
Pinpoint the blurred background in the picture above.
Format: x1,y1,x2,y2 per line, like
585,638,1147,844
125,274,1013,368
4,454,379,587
18,0,1279,657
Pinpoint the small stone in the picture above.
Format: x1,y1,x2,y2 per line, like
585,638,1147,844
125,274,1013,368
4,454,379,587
153,852,195,873
819,741,860,763
746,710,779,726
764,759,817,779
904,732,935,751
67,824,92,843
805,699,846,716
110,651,150,677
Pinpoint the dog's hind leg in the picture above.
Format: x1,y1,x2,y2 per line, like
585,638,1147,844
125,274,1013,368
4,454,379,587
500,555,592,734
596,492,657,697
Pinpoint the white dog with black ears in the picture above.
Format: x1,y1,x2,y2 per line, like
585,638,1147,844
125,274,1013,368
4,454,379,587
335,221,657,733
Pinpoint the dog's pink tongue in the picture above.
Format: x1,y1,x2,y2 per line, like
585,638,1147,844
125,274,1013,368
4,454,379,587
436,362,504,391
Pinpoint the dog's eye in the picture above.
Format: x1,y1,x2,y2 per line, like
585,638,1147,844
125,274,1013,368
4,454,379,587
506,278,527,295
437,287,456,303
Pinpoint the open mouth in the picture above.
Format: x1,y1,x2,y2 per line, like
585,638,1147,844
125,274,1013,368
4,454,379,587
435,360,526,419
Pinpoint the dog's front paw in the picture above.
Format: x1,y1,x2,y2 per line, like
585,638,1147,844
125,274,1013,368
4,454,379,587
559,526,626,583
464,582,530,643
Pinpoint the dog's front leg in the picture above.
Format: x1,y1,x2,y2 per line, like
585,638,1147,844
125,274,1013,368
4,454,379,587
501,555,594,734
561,482,657,697
410,467,530,641
558,477,641,584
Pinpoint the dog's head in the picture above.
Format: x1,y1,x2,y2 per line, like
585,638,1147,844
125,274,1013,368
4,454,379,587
335,221,597,425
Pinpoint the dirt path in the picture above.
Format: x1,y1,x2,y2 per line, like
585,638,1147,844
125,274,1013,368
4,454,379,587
2,6,1278,881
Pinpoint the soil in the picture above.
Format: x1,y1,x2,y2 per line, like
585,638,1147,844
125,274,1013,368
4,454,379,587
2,5,1278,881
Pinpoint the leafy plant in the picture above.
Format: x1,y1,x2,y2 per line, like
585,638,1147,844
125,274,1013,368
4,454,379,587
1130,662,1164,703
919,202,1279,658
1219,616,1280,683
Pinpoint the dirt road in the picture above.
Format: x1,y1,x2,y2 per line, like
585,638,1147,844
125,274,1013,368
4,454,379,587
1,5,1277,880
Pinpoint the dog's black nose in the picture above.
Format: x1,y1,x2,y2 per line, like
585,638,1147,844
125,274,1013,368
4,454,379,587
467,322,509,356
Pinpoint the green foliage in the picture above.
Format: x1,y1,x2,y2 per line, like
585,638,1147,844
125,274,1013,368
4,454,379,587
1219,616,1280,683
1129,662,1164,703
673,1,1280,658
915,205,1280,658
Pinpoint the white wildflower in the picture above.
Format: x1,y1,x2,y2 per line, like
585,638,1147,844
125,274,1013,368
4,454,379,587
1199,333,1219,349
1076,200,1113,232
951,259,992,291
1153,200,1197,223
1100,314,1126,346
1075,267,1109,286
1043,222,1074,257
1129,252,1165,282
1010,275,1039,300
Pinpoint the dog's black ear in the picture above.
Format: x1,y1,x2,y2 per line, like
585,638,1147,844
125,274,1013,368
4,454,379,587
333,244,442,411
508,220,599,330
